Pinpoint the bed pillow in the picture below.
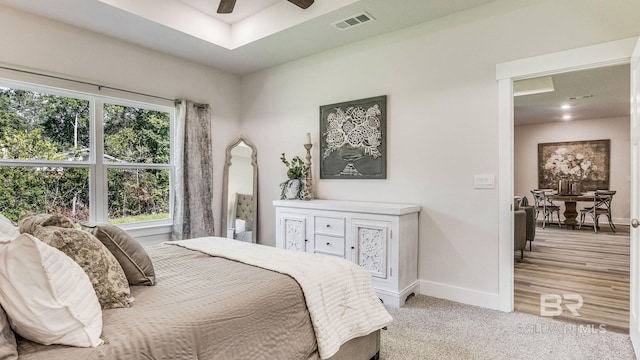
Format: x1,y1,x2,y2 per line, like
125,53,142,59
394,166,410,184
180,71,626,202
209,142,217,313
0,305,17,360
0,234,103,347
32,226,131,309
80,223,156,286
235,218,247,234
18,212,74,234
0,214,19,242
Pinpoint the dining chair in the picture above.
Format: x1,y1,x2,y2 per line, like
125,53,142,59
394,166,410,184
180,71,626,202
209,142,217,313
530,190,561,229
578,190,616,233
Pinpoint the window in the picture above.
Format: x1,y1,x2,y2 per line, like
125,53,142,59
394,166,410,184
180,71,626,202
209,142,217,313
0,80,174,225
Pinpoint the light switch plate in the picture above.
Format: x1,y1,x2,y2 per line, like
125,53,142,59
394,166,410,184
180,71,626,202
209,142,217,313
474,174,495,189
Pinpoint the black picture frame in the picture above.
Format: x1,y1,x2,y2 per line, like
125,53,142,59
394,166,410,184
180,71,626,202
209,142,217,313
319,95,387,179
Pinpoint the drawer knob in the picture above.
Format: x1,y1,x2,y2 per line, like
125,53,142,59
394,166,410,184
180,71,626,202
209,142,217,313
326,224,331,228
351,246,355,250
326,242,331,246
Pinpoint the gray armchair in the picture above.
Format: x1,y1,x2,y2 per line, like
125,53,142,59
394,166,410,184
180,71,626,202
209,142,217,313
514,209,527,259
514,196,536,259
519,196,536,251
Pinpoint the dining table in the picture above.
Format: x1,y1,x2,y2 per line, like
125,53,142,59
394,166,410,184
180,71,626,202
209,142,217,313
544,191,596,230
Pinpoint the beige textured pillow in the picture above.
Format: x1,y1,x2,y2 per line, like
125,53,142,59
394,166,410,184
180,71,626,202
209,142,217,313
41,213,76,228
18,212,74,234
32,226,131,309
81,223,156,286
0,305,17,360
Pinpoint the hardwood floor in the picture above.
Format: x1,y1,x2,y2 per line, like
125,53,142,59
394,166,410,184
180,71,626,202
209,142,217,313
514,221,630,333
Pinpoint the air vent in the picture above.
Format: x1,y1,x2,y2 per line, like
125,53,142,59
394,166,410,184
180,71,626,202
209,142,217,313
332,12,375,30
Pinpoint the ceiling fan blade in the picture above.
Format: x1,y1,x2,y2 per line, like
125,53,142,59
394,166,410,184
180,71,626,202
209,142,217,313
217,0,236,14
287,0,314,9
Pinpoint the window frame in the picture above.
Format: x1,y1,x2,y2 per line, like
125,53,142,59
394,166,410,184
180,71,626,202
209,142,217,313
0,78,175,228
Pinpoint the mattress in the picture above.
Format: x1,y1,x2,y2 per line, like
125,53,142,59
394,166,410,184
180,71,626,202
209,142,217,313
16,244,317,360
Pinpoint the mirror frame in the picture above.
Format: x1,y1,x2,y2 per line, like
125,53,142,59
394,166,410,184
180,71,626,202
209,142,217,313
221,137,258,243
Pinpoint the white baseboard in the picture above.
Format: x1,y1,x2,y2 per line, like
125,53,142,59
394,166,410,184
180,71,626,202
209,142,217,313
572,217,628,226
418,280,504,311
613,217,629,226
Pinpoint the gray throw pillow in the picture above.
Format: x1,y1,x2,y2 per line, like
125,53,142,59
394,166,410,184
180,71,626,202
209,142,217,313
0,305,18,360
80,223,156,286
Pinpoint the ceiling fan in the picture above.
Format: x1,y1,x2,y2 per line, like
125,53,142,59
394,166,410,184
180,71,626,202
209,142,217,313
217,0,314,14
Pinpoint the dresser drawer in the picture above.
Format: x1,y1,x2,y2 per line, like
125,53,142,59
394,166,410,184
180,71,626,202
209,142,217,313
314,216,345,236
314,234,345,256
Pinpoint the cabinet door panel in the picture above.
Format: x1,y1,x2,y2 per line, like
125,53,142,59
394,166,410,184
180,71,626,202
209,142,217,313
353,220,390,279
281,215,307,252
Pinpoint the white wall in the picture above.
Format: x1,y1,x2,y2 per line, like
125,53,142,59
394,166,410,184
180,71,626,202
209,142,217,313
240,0,640,304
0,5,241,237
515,117,630,224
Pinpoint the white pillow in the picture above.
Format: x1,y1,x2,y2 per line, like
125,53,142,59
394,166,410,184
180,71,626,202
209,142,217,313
0,234,103,347
0,214,19,241
235,218,246,234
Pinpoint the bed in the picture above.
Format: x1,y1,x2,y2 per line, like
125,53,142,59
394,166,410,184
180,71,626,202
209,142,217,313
12,237,387,360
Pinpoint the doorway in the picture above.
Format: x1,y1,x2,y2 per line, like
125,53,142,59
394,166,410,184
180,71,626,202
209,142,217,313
512,65,631,331
496,37,639,315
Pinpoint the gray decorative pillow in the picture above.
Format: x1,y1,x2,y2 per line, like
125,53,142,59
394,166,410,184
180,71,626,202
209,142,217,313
81,223,156,286
32,226,131,309
18,212,74,235
0,305,18,360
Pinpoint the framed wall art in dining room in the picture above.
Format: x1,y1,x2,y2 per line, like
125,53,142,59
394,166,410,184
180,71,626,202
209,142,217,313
537,139,610,191
319,95,387,179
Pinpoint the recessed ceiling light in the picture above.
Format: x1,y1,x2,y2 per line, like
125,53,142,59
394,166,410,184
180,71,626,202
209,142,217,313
561,104,571,110
563,115,572,120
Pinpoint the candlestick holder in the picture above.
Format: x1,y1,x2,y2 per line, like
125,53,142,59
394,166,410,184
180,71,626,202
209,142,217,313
302,143,314,200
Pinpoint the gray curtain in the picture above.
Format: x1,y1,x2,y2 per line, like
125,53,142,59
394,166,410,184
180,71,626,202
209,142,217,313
172,100,215,240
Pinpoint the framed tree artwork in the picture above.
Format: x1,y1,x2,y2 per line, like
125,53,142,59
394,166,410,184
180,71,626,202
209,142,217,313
319,95,387,179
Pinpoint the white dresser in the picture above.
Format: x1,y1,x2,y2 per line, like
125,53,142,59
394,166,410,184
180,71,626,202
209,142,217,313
273,199,420,307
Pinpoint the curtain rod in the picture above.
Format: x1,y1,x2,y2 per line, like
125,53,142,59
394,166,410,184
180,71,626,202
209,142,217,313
0,65,178,104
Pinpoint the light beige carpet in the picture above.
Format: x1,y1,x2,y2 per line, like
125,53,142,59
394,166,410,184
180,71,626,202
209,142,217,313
380,295,635,360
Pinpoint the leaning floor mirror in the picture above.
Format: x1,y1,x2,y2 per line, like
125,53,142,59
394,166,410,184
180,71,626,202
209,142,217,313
221,137,258,243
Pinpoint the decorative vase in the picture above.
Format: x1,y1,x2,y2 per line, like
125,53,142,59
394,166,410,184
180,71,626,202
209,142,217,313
337,144,365,176
558,177,569,194
570,181,580,195
284,179,301,200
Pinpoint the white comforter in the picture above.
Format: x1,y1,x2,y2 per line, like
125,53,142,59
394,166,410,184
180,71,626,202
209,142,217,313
169,237,392,359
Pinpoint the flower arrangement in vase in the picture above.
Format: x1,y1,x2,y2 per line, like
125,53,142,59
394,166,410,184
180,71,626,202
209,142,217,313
279,153,307,200
544,147,596,182
322,104,382,176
